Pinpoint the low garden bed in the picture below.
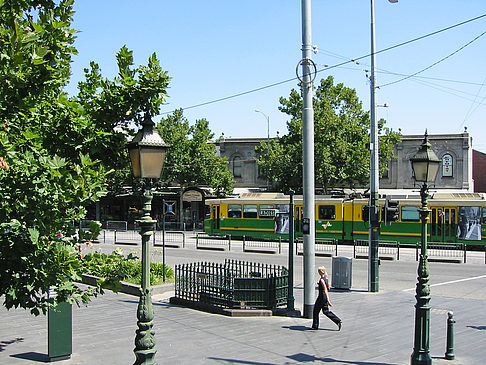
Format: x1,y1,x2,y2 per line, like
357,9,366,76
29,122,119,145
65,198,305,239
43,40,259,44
81,274,173,297
79,249,174,297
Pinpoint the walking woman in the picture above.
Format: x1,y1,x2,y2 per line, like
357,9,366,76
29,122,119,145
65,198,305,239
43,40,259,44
311,266,342,330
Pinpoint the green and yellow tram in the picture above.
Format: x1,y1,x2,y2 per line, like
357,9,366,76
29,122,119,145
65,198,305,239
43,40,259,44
204,192,486,246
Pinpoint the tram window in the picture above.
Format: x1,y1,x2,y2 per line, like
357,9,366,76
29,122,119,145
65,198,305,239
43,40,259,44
243,205,258,218
259,204,275,219
483,208,486,224
401,206,420,221
228,204,242,218
318,205,336,220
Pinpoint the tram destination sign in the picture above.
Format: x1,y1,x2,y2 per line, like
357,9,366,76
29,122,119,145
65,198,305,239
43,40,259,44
259,209,277,218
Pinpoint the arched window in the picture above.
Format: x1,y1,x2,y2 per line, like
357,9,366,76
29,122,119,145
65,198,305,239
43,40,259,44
233,156,242,178
442,154,453,177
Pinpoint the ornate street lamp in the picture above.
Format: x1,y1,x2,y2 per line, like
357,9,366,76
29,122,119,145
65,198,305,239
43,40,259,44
127,113,169,365
410,131,440,365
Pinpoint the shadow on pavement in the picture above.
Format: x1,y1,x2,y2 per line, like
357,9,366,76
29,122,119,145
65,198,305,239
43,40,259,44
282,325,335,332
10,352,49,363
208,358,274,365
467,325,486,330
287,353,400,364
0,338,24,352
209,353,400,364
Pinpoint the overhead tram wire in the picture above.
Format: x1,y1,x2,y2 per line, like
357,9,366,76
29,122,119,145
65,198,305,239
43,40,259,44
459,76,486,131
408,77,486,105
376,70,485,87
379,30,486,88
324,57,486,103
317,45,486,88
161,13,486,116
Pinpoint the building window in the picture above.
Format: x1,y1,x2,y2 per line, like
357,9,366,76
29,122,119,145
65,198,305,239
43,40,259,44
381,161,389,179
233,156,242,178
442,154,453,177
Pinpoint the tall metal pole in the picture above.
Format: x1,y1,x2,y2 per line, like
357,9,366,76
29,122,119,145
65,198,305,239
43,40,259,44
134,187,157,365
287,189,295,312
411,183,432,365
255,110,270,190
368,0,380,293
162,199,166,283
301,0,316,318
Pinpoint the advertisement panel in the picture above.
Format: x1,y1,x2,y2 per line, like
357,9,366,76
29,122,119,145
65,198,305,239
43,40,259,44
457,206,481,240
274,204,290,234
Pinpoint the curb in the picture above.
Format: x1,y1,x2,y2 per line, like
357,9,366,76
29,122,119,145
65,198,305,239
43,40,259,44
81,274,174,297
169,297,273,317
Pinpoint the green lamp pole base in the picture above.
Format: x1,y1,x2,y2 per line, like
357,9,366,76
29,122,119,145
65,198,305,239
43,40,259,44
134,188,157,365
134,288,156,365
411,183,432,365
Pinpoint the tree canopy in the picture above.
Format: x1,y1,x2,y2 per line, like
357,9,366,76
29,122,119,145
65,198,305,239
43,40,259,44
156,109,234,196
256,76,401,193
74,45,171,194
0,0,171,314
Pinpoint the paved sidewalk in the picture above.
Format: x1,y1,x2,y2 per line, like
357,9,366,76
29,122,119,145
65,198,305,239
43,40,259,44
2,235,485,364
1,283,485,364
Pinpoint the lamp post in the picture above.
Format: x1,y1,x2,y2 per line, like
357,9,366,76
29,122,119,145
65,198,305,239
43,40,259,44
127,113,169,365
287,189,295,312
255,109,270,190
410,131,440,365
300,0,316,319
254,109,270,150
369,0,399,293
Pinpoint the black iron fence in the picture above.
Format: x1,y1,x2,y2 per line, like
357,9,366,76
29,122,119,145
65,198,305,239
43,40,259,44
174,260,288,309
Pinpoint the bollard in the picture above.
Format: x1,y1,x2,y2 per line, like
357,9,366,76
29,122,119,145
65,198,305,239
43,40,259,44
48,301,72,361
445,311,455,360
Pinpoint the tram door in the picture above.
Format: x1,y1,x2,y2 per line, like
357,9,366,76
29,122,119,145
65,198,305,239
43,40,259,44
211,205,220,232
295,206,303,234
430,207,456,243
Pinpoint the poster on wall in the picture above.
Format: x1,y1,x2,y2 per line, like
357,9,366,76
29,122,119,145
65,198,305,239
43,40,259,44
274,204,290,234
457,206,482,241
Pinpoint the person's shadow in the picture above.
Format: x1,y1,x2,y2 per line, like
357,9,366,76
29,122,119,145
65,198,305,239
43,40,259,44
282,325,335,331
467,325,486,330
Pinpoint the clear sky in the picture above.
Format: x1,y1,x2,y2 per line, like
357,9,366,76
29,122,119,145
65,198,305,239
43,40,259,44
66,1,486,152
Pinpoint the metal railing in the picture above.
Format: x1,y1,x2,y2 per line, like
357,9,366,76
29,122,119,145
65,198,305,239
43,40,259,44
416,242,465,263
297,238,338,256
98,229,186,247
154,231,186,248
105,220,128,231
353,240,400,260
157,221,203,232
242,236,282,254
195,233,231,251
114,230,141,245
174,259,288,309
